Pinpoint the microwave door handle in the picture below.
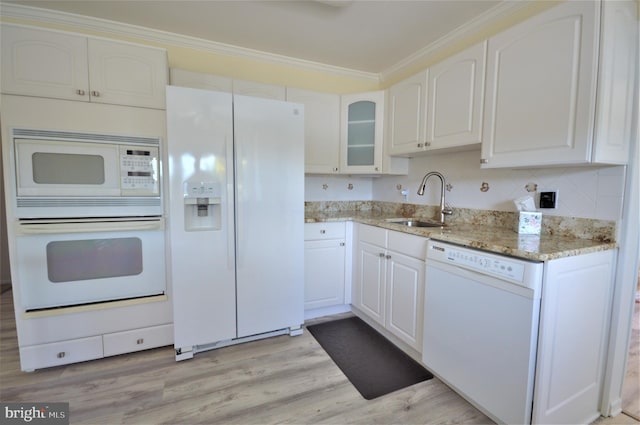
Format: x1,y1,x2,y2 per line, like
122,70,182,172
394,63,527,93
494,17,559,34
16,219,164,235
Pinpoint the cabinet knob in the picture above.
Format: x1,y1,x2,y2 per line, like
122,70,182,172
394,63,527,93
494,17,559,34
136,338,144,345
340,242,345,246
320,229,326,234
417,143,423,148
385,254,392,259
425,142,431,147
333,167,339,172
57,352,66,359
375,167,379,172
480,159,488,164
76,89,86,96
379,253,385,258
91,90,100,97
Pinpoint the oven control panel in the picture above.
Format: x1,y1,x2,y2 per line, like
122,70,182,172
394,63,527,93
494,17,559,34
120,145,159,196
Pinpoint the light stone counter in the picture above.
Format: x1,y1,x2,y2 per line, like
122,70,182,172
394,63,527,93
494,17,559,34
305,202,617,262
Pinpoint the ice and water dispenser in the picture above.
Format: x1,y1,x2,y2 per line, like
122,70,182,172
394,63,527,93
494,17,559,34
183,181,221,231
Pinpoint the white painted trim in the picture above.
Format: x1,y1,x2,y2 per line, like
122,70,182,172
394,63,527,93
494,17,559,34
1,1,530,85
0,3,379,82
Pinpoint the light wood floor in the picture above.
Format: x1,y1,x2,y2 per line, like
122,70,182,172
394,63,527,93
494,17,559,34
0,289,637,425
622,297,640,420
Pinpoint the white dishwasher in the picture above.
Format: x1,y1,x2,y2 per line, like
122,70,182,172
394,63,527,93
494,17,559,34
423,240,543,425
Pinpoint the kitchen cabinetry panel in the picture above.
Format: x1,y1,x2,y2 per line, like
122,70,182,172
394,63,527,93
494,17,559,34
1,25,90,102
353,224,426,350
103,324,173,357
19,336,103,371
533,249,615,424
427,41,486,150
482,1,598,167
287,88,341,174
1,24,168,109
386,252,424,350
341,91,384,174
355,240,387,325
481,0,636,168
387,71,428,156
88,38,167,109
304,222,347,311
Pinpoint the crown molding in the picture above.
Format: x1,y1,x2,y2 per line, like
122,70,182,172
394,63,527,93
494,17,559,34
0,2,381,83
380,0,532,82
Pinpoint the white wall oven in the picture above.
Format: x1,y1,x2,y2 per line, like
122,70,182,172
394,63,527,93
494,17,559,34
10,128,161,218
7,128,166,311
15,218,165,311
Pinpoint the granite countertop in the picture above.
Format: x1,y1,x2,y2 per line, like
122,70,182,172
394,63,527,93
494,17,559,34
305,211,617,262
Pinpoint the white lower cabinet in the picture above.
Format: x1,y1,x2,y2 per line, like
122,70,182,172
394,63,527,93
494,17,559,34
19,336,104,371
103,324,173,357
304,222,348,314
353,224,426,351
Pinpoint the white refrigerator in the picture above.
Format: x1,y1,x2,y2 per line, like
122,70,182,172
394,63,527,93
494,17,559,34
166,86,304,360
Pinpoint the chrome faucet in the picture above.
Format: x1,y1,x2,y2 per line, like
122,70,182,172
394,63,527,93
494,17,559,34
417,171,453,224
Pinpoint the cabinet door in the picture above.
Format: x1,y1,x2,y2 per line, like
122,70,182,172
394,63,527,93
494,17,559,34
353,241,386,326
481,1,598,168
1,25,90,102
88,38,168,109
233,79,286,100
341,91,384,174
427,42,486,150
287,88,340,174
387,71,428,156
386,251,424,351
304,239,345,310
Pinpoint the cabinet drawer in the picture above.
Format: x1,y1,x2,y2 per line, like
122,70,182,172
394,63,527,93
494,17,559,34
358,223,387,247
103,324,173,357
388,231,427,259
20,336,103,371
304,222,346,240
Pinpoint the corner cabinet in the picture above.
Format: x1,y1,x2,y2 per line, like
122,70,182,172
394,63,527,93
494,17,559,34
341,91,385,174
481,0,637,168
1,24,168,109
287,88,341,174
352,224,426,352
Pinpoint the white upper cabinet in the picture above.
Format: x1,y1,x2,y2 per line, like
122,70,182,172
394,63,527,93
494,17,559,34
341,91,385,174
169,68,232,92
1,24,168,109
481,0,637,168
232,79,286,100
387,70,428,156
287,88,341,174
426,41,486,150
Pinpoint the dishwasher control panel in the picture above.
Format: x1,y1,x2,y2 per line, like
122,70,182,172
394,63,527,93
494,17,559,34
427,241,540,284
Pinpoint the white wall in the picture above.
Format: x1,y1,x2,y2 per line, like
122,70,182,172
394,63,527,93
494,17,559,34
305,175,373,202
371,150,626,221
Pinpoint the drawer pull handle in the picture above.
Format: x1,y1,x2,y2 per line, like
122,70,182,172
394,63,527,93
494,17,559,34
91,90,100,97
57,352,66,358
76,89,85,96
136,338,144,345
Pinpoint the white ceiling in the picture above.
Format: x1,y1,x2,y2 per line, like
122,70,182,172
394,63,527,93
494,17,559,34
3,0,505,74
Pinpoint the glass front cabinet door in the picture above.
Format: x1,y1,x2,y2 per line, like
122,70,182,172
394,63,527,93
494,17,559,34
340,91,384,174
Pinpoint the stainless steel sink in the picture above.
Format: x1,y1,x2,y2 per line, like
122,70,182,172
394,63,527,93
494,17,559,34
385,218,444,228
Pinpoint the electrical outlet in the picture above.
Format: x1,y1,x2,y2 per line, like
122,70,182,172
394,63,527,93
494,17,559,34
539,191,558,209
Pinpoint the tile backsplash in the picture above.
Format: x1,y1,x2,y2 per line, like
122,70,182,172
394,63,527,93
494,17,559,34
305,150,626,222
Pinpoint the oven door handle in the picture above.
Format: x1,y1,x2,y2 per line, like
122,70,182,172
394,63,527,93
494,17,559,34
15,218,164,235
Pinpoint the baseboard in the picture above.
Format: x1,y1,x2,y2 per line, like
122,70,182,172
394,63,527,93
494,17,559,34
304,304,351,321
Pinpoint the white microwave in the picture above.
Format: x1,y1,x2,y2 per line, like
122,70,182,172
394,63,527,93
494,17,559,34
11,128,162,218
